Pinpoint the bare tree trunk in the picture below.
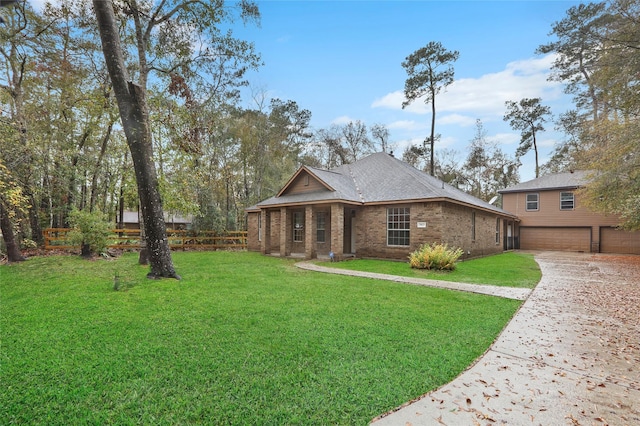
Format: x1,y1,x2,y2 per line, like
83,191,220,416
89,121,113,212
429,94,436,177
25,190,43,245
0,202,25,262
93,0,179,279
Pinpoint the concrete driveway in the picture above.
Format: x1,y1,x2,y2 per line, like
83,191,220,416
372,251,640,426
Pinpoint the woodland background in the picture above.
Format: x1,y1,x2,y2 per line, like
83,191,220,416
1,0,638,254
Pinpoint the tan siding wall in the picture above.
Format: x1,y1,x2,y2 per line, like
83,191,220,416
503,189,623,251
283,172,327,195
502,190,620,227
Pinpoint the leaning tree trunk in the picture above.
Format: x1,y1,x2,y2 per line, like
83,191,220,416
93,0,179,279
0,202,25,262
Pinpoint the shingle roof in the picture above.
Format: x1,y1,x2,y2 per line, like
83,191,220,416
499,170,591,194
255,152,513,216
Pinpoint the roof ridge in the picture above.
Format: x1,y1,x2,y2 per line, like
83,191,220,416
345,163,366,203
307,165,333,172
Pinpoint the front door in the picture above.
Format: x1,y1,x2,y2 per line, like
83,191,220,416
350,217,356,254
292,210,305,253
343,208,356,254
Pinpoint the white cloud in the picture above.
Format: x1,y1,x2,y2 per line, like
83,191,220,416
489,133,559,149
371,91,405,110
439,113,477,127
439,135,457,149
538,136,559,148
491,132,520,146
372,54,564,119
331,115,355,125
386,120,425,132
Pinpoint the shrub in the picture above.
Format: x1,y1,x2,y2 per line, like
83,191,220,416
67,209,113,257
408,242,464,271
20,238,37,249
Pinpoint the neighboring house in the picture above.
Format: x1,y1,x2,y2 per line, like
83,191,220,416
246,152,518,261
499,171,639,254
117,210,193,230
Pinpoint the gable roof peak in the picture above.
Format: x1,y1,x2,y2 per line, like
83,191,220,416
254,151,513,216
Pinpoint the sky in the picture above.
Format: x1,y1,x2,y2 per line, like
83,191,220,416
28,0,583,182
231,0,584,182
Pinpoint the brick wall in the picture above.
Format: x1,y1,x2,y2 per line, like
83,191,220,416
270,210,280,253
440,203,503,259
247,202,506,260
355,202,504,260
314,207,332,256
246,212,260,251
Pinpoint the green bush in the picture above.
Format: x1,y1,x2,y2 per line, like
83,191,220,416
20,238,37,249
67,209,113,257
408,242,464,271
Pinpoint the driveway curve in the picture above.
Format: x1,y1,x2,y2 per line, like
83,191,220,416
371,252,640,425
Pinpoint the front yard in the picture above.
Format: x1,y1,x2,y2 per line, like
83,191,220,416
319,252,541,288
1,251,528,424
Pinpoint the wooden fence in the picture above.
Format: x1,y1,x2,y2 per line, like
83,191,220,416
43,228,247,251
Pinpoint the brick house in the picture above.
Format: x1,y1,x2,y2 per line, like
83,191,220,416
245,152,518,261
499,171,639,254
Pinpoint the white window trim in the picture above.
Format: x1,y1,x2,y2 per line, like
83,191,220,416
387,207,410,247
293,211,303,242
526,193,539,211
316,211,326,243
560,192,574,210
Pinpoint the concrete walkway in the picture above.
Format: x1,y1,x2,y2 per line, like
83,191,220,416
295,261,532,301
368,252,640,425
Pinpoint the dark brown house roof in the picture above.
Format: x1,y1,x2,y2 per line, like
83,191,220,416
250,152,515,217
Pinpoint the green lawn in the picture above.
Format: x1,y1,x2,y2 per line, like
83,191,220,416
1,251,523,425
319,252,541,288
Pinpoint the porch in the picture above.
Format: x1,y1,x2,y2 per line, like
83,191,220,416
259,203,359,260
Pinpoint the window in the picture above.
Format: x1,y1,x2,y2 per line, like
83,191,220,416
316,212,326,243
293,211,303,242
495,218,500,244
471,211,476,241
387,207,410,246
560,192,574,210
258,212,262,241
526,193,539,211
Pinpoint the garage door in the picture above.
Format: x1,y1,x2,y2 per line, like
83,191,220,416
520,227,591,252
600,227,640,254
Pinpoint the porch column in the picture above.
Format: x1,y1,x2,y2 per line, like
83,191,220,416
280,207,289,257
261,210,271,255
305,205,315,259
330,203,344,258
